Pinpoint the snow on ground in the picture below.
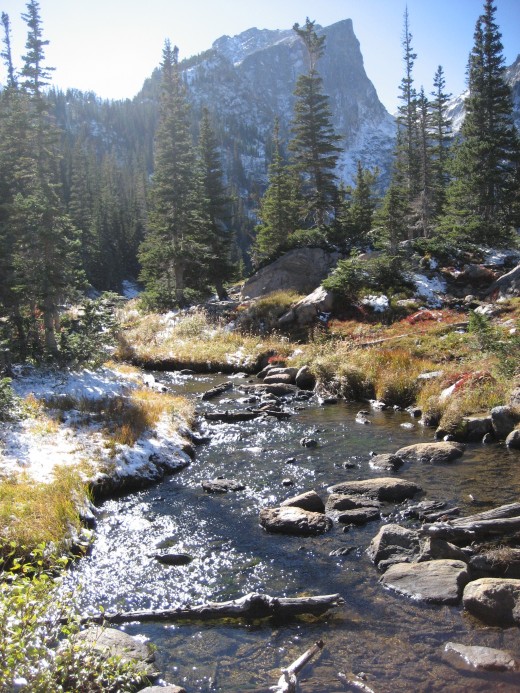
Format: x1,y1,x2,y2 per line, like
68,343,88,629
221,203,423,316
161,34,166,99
361,294,390,313
0,365,190,485
413,273,447,308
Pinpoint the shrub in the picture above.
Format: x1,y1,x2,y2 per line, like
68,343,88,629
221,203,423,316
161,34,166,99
0,378,15,421
0,546,150,692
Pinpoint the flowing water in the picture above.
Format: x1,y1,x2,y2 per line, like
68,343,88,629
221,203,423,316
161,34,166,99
65,372,520,692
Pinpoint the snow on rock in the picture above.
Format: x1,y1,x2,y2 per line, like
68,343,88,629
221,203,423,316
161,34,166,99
413,274,447,308
361,294,390,312
1,366,190,488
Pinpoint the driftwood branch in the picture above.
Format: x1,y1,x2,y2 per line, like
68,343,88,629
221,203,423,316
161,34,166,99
272,640,324,693
421,503,520,542
78,592,344,626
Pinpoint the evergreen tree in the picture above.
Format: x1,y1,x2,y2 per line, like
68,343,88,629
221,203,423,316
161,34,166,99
332,162,379,249
429,65,452,218
139,41,209,308
198,108,234,299
439,0,520,245
289,18,341,227
254,118,302,264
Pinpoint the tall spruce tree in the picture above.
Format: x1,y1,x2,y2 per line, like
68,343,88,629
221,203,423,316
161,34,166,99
254,118,302,264
1,1,82,356
139,41,209,308
439,0,520,245
198,108,234,299
429,65,452,219
289,18,341,228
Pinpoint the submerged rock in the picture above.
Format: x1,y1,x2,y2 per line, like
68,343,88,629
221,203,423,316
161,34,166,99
337,507,380,525
380,559,469,604
444,642,517,672
76,627,157,677
202,479,246,493
259,506,332,536
369,453,404,471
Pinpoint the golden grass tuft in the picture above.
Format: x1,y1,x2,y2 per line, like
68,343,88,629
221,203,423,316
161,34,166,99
0,466,85,562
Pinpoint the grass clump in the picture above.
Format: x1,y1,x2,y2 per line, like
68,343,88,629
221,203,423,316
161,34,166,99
236,290,303,333
0,467,86,567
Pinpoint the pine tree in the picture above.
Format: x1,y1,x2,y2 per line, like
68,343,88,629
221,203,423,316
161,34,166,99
289,18,341,228
429,65,452,218
139,41,209,308
332,161,379,249
254,118,302,264
198,108,234,299
439,0,520,245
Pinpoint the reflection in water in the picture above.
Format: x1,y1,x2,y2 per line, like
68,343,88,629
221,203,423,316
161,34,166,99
65,374,520,691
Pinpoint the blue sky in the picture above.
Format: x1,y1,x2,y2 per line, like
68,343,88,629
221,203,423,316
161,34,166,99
1,0,519,112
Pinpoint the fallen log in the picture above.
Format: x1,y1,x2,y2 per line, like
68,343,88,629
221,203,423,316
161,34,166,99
421,503,520,543
200,382,233,400
272,640,324,693
204,409,291,423
77,592,344,626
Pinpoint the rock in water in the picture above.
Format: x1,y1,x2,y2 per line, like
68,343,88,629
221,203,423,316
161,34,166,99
395,441,465,464
380,559,469,604
444,642,518,672
259,506,332,536
463,578,520,625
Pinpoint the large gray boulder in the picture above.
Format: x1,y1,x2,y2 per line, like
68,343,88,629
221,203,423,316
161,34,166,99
327,477,421,502
491,405,520,439
278,285,335,327
395,441,465,464
241,248,338,300
487,262,520,297
506,427,520,450
380,559,469,604
367,524,421,567
463,577,520,625
259,506,332,536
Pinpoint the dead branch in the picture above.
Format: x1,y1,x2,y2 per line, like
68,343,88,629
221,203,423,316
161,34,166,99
272,640,324,693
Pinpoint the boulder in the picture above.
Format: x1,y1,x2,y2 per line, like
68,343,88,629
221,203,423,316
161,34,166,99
259,506,332,536
444,643,517,672
491,405,520,439
241,248,338,300
368,453,404,472
75,627,157,677
295,365,316,390
380,559,469,604
510,385,520,408
337,507,381,525
461,416,493,442
326,494,381,512
202,479,246,493
242,383,299,397
263,372,296,385
463,578,520,625
155,553,193,566
367,524,420,567
417,537,468,563
506,427,520,450
469,549,520,578
395,441,465,464
279,285,335,327
327,477,421,502
300,437,318,448
487,262,520,298
280,490,325,513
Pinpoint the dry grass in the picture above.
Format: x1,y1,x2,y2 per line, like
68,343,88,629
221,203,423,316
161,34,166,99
0,466,85,562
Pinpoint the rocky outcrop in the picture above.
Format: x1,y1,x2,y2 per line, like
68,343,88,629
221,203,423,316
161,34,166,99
278,285,335,327
463,578,520,625
380,559,469,604
259,506,332,536
395,441,465,464
241,249,338,300
327,477,421,502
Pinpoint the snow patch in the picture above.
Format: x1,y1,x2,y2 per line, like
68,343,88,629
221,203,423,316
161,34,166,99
413,274,446,308
361,294,390,312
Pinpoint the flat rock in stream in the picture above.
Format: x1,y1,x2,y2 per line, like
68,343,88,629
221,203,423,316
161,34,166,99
380,559,469,604
395,441,465,464
155,553,193,566
76,627,158,677
444,642,518,672
367,523,421,567
326,494,381,512
241,383,299,397
259,506,332,536
337,507,381,525
327,477,421,502
369,453,404,471
202,479,246,493
200,382,233,400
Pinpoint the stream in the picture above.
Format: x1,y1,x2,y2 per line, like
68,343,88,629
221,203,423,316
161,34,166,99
65,372,520,692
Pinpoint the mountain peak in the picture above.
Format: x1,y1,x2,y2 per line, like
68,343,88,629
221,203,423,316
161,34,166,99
212,27,294,66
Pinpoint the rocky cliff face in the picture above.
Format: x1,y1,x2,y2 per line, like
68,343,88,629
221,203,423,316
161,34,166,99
177,20,396,188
